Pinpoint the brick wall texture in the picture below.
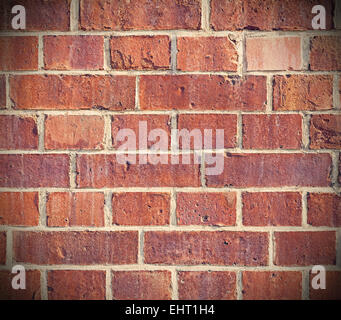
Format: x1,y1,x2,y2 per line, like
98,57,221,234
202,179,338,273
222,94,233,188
0,0,340,300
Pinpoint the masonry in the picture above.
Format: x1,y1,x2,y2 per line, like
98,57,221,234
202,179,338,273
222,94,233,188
0,0,340,300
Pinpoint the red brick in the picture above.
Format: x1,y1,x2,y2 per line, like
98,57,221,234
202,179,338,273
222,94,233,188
0,154,69,188
339,153,341,184
140,75,266,111
246,37,301,71
176,192,236,226
0,192,39,226
274,231,336,266
177,114,237,149
310,271,341,300
210,0,334,31
112,114,171,150
0,232,5,264
76,154,201,188
112,192,170,226
242,192,302,226
80,0,201,30
242,271,302,300
48,270,106,300
0,270,41,300
310,36,341,71
144,231,268,266
178,271,236,300
110,36,170,70
10,75,135,110
273,75,333,111
45,115,105,150
0,0,70,31
0,75,5,108
310,115,341,149
44,36,104,70
13,231,138,265
242,114,302,149
0,115,38,150
46,192,105,227
112,271,172,300
177,37,238,71
307,193,341,227
206,153,331,188
0,37,38,71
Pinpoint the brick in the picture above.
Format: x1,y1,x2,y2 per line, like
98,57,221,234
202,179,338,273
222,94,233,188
10,75,135,110
210,0,334,31
144,231,268,266
178,271,236,300
0,75,5,108
206,153,331,188
13,231,138,265
273,75,333,111
176,192,236,226
76,154,201,188
246,37,301,71
242,271,302,300
339,153,341,184
0,0,70,31
0,232,5,264
80,0,201,30
242,114,302,149
110,36,170,70
242,192,302,226
112,192,170,226
310,115,341,149
274,231,336,266
177,114,237,149
112,114,171,150
0,192,39,226
44,36,104,70
0,270,41,300
140,75,266,111
45,115,105,150
310,36,341,71
0,37,38,71
48,270,106,300
112,271,172,300
177,37,238,71
310,271,341,300
0,115,38,150
0,154,69,188
307,193,341,227
46,192,105,227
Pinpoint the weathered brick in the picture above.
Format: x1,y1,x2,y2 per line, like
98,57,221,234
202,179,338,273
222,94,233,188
242,271,302,300
0,192,39,226
112,192,170,226
307,193,341,227
177,37,238,71
140,75,267,111
144,231,268,265
310,271,341,300
176,192,236,226
44,36,104,70
274,231,336,266
0,75,5,108
242,114,302,149
242,192,302,226
48,270,106,300
0,37,38,71
13,231,138,265
0,154,69,188
178,271,236,300
10,75,135,110
112,271,172,300
46,192,105,227
0,115,38,150
273,75,333,111
45,115,105,150
80,0,201,30
110,36,170,70
0,232,5,265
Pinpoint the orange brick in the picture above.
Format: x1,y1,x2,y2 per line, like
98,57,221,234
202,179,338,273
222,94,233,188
310,115,341,149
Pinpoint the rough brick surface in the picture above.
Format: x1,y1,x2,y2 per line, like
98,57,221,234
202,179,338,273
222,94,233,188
310,115,341,149
0,232,5,265
309,271,341,300
0,75,5,108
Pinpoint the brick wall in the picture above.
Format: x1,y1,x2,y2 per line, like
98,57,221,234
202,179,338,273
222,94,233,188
0,0,340,300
